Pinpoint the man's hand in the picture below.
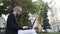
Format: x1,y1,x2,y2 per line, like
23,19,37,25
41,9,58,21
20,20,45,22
23,26,28,29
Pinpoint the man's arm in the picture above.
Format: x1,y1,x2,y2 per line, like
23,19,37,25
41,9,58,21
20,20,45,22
7,15,22,30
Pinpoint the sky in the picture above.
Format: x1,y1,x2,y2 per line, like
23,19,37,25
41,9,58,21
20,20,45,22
43,0,50,2
32,0,50,2
32,0,37,2
32,0,49,2
43,0,52,3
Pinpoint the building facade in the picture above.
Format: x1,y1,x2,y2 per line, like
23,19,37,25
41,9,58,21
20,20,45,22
47,0,60,32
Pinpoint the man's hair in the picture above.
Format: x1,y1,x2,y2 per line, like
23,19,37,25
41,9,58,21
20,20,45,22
13,6,22,11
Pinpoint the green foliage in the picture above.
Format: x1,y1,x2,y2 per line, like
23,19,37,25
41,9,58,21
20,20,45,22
29,1,39,14
0,0,37,15
17,12,32,27
0,0,13,15
42,3,51,29
43,19,50,29
0,0,51,29
0,0,37,27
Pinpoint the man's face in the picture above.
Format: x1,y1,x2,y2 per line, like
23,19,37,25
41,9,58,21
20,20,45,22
17,7,22,16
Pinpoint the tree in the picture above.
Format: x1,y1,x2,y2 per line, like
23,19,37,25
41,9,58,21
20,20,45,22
0,0,38,28
17,12,32,27
34,0,44,32
32,0,51,33
14,0,37,27
0,0,14,16
42,3,51,32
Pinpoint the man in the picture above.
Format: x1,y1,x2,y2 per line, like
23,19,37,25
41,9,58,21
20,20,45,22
5,6,28,34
